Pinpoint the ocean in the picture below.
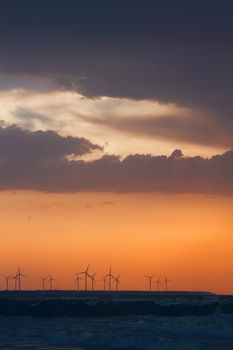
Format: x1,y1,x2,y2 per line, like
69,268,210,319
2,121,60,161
0,291,232,349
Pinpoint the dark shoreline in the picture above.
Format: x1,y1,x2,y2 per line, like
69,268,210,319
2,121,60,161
0,290,216,299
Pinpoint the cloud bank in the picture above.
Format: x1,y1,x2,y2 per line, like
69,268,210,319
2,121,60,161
0,126,232,196
0,2,233,152
0,2,232,120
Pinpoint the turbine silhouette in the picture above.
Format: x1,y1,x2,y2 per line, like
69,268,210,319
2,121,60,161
78,265,89,291
163,274,172,291
74,273,83,290
99,276,107,291
89,272,97,291
12,275,18,290
40,276,48,290
145,274,155,291
48,274,55,290
114,275,120,291
154,277,162,291
104,267,115,291
2,274,12,291
14,267,27,291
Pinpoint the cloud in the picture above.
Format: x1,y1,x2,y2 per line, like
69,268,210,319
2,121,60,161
0,125,232,196
0,89,231,152
82,113,233,149
0,1,232,150
170,149,183,159
0,125,102,189
0,2,231,106
0,124,101,158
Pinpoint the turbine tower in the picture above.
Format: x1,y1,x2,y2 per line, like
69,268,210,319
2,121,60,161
40,277,48,290
100,276,106,291
12,275,18,290
14,267,27,291
2,274,12,291
74,273,83,290
89,272,97,291
145,274,155,291
48,274,55,290
78,265,89,291
104,267,115,291
114,275,120,291
154,277,161,291
164,274,172,291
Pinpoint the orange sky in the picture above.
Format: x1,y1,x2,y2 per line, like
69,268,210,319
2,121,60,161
0,191,232,294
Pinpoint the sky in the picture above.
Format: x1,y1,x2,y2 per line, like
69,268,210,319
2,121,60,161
0,0,232,293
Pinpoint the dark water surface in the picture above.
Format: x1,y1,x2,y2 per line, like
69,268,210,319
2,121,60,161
0,313,233,350
0,292,232,349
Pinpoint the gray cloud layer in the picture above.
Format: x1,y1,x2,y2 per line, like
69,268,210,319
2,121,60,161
83,114,233,149
0,126,232,196
0,125,101,188
0,1,232,149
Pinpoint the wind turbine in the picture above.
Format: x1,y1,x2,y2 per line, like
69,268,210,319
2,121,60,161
145,274,155,291
99,276,107,291
154,277,162,291
48,274,55,290
164,274,172,291
40,276,48,290
14,267,27,291
74,273,83,290
78,265,89,291
2,274,12,291
114,275,120,291
12,275,18,290
89,272,97,291
104,267,115,291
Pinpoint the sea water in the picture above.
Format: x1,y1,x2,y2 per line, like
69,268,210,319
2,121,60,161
0,313,233,349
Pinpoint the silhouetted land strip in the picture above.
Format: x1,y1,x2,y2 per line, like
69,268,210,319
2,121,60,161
0,291,232,318
0,290,215,300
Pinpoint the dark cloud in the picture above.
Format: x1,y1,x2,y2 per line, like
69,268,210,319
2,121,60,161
170,149,183,159
0,1,233,147
0,125,232,196
0,125,102,189
1,2,232,107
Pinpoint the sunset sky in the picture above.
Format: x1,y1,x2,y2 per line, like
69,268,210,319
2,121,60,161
0,1,232,294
